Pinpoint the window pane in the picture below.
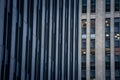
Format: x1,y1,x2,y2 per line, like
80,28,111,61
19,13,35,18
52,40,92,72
82,0,87,13
105,0,111,12
91,0,96,13
114,18,120,80
115,0,120,11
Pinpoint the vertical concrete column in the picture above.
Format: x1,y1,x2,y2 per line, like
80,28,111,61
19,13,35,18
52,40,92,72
67,0,71,80
55,0,59,79
48,0,53,80
86,0,90,80
78,0,82,80
73,0,76,80
31,0,37,80
96,0,105,80
110,0,115,80
0,0,5,79
40,0,46,79
62,0,65,80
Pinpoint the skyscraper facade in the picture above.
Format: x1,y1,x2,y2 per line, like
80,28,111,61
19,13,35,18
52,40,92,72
0,0,120,80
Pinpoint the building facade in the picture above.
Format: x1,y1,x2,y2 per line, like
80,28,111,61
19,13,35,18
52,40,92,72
0,0,120,80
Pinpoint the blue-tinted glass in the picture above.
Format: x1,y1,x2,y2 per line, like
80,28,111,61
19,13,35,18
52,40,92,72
82,39,86,49
90,70,95,78
91,39,95,48
91,0,96,13
105,18,111,80
105,0,111,12
91,19,95,34
115,40,120,48
91,27,95,34
82,0,87,13
114,18,120,79
105,27,110,33
115,23,120,33
115,25,119,33
82,27,86,34
115,0,120,11
105,39,110,48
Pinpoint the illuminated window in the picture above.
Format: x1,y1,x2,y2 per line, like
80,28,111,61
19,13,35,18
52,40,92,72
114,18,120,80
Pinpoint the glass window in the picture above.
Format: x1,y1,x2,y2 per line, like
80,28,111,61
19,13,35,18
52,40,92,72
82,0,87,13
91,27,95,34
82,19,87,27
82,27,86,34
114,17,120,80
115,0,120,11
106,62,110,69
105,39,110,48
115,62,120,69
105,18,110,34
90,19,96,80
82,63,86,70
105,27,110,34
115,40,120,48
82,19,87,34
90,72,95,80
114,18,120,33
115,25,119,33
114,18,120,48
91,39,95,48
91,19,95,34
105,18,111,80
82,77,86,80
91,0,96,13
82,39,86,49
105,0,111,12
81,49,86,80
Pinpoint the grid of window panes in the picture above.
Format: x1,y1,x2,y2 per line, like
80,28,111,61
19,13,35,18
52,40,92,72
82,0,87,13
81,19,87,80
114,18,120,80
90,19,95,80
115,0,120,11
105,18,111,80
91,0,96,13
105,0,111,12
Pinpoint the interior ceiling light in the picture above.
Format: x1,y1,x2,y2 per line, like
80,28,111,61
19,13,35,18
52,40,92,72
115,34,120,40
106,34,109,37
83,51,86,54
106,48,110,51
105,20,108,23
106,24,109,26
115,35,117,38
116,34,120,36
117,37,120,40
